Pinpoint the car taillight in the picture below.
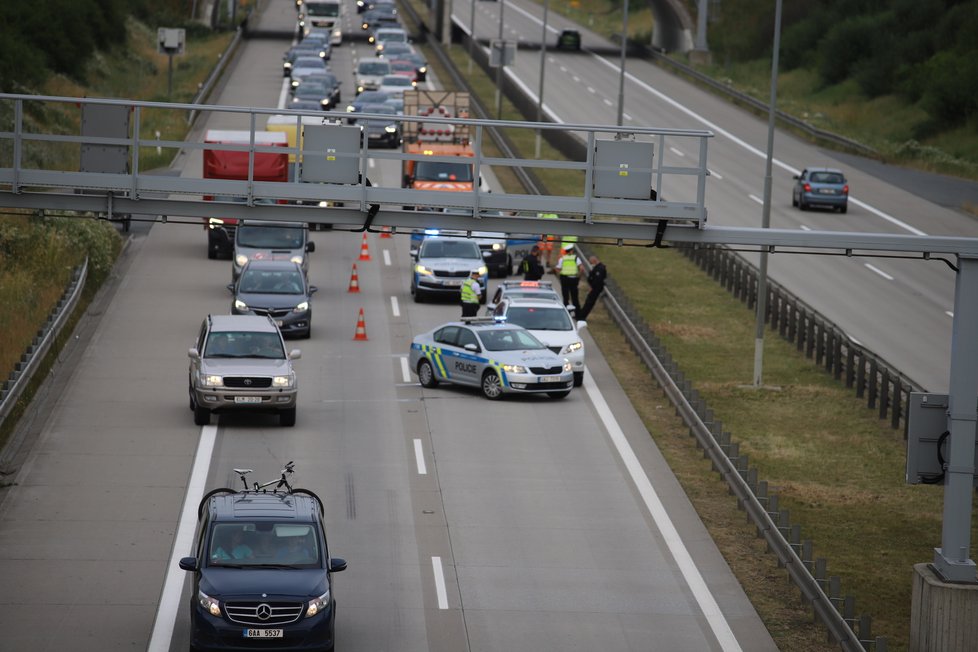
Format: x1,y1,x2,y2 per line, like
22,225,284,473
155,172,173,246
842,184,849,194
803,183,811,192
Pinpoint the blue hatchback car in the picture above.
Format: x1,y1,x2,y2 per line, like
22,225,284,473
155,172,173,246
792,167,849,213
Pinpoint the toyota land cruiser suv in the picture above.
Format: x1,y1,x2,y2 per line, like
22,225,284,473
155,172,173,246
188,314,301,426
179,465,347,652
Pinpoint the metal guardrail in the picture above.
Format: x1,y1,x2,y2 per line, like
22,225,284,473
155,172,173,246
0,259,87,432
187,24,246,126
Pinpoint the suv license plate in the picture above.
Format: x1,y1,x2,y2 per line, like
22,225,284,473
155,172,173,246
244,629,283,638
234,396,262,404
539,376,561,383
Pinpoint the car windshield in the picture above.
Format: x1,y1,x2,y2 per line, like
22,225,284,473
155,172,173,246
382,76,411,87
479,329,546,351
239,269,304,294
810,171,845,184
358,62,390,75
415,160,473,182
294,57,326,68
506,290,560,301
506,306,573,331
419,239,481,259
305,2,340,16
237,224,305,248
204,331,286,359
208,522,321,568
357,91,390,104
377,31,406,42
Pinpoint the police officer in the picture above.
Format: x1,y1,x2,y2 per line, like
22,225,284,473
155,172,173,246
577,255,607,321
552,246,581,316
460,269,482,318
520,245,544,281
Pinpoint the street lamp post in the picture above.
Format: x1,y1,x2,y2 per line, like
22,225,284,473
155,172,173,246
535,0,550,157
752,0,783,388
494,0,506,119
468,0,476,74
616,0,629,126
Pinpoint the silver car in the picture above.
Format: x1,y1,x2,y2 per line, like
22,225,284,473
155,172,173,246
409,318,574,400
188,314,301,426
410,236,488,303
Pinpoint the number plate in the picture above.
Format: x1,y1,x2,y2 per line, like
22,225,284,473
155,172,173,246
234,396,262,404
444,279,463,287
244,628,283,638
818,188,835,194
539,375,561,383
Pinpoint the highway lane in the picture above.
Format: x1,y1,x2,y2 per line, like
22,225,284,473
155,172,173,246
0,1,778,651
452,0,972,393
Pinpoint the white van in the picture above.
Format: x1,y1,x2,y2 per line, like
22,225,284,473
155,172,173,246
301,0,344,44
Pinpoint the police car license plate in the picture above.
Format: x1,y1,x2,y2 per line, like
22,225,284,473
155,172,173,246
244,629,283,638
444,279,463,287
234,396,262,404
540,376,561,383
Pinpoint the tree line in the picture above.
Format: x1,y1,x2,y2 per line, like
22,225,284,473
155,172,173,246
711,0,977,134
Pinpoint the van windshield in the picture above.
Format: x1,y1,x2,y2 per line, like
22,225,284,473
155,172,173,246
237,224,305,249
305,2,340,16
415,161,473,182
208,522,321,568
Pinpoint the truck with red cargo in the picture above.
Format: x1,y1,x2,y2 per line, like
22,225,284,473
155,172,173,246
202,130,289,259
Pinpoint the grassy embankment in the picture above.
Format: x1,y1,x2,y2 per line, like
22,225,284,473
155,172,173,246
399,16,978,649
0,19,235,453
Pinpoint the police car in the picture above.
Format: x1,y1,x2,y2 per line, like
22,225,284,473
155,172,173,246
409,318,574,400
410,235,488,303
485,280,562,312
490,297,587,387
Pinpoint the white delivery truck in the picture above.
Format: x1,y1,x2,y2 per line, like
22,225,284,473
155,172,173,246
301,0,344,44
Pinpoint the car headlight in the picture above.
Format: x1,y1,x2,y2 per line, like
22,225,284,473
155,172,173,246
207,217,224,228
291,79,300,88
290,255,304,265
235,254,249,267
198,590,221,617
321,98,331,106
272,374,294,388
294,301,309,313
318,51,326,58
491,243,503,251
415,265,433,276
305,589,330,618
565,341,583,353
361,22,369,29
478,266,488,276
563,361,573,372
201,373,224,387
501,364,527,373
333,29,341,38
283,62,292,70
347,104,356,112
234,299,248,311
419,66,427,74
384,125,397,133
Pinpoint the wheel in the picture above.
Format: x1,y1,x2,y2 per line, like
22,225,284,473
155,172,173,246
799,199,808,211
840,204,848,214
418,359,439,388
548,391,570,399
207,247,216,260
413,287,425,303
189,385,196,411
280,407,297,427
194,404,210,426
573,371,584,388
481,371,504,400
197,488,237,519
292,488,325,516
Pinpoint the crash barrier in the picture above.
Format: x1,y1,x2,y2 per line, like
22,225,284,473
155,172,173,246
578,251,888,652
0,259,87,434
677,244,921,430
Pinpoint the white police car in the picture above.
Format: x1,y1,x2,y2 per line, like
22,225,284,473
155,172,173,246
409,318,574,400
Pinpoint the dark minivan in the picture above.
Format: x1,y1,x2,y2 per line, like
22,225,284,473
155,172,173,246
180,468,346,652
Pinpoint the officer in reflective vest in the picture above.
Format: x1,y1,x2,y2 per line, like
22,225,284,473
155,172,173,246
460,269,482,318
552,246,581,316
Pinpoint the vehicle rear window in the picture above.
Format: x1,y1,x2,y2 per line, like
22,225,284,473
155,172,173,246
415,161,473,182
811,172,844,184
506,307,572,331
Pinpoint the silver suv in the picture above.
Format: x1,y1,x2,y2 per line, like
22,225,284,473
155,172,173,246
188,315,301,427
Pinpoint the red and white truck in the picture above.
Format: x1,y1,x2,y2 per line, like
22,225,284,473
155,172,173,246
202,130,289,259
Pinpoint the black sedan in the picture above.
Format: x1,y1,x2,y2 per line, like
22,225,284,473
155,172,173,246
228,260,318,339
294,73,342,110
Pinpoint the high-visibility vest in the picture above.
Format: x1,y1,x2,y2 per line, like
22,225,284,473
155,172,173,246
559,255,578,276
460,277,480,303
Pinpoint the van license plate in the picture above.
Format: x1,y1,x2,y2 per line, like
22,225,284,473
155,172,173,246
244,629,283,638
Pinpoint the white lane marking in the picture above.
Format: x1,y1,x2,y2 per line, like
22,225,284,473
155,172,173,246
947,310,954,318
432,556,449,609
864,263,894,281
414,438,428,475
586,86,596,94
748,194,763,205
369,158,376,169
400,356,411,383
391,295,400,317
383,249,392,266
707,168,723,180
147,425,218,652
583,372,743,652
603,98,613,106
623,112,632,121
669,146,685,157
799,224,812,231
559,64,566,72
278,79,291,110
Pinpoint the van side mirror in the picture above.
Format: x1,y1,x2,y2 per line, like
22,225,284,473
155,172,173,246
179,556,198,571
330,557,348,572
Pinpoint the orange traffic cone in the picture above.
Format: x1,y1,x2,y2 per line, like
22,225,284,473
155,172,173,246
379,226,392,239
347,263,361,293
353,308,368,341
358,233,372,261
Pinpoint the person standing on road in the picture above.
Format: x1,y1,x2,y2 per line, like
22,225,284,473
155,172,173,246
577,255,607,321
460,269,482,318
520,245,544,281
552,246,581,316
